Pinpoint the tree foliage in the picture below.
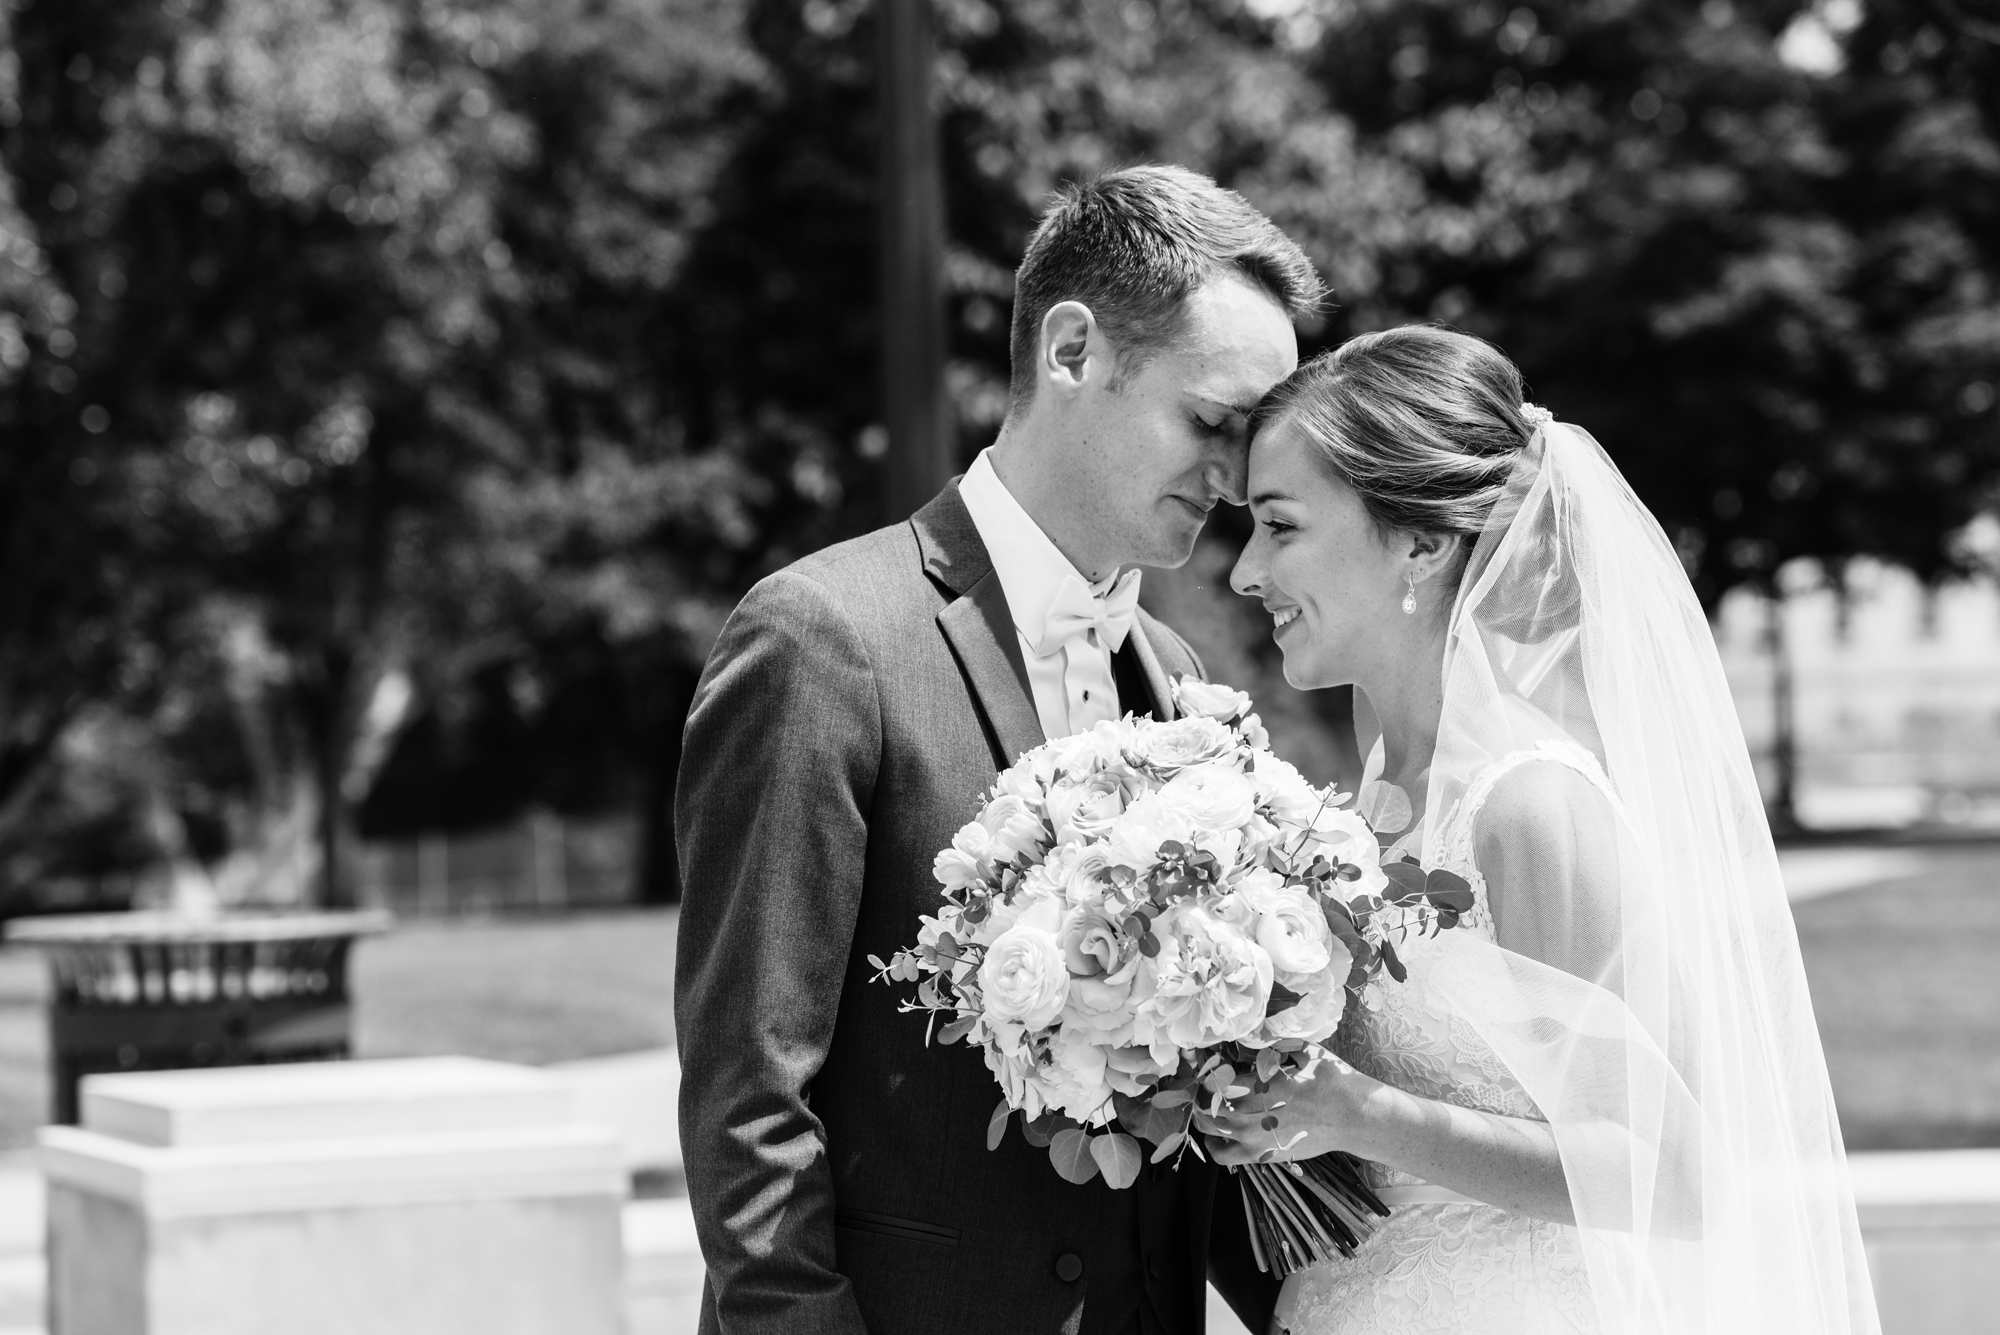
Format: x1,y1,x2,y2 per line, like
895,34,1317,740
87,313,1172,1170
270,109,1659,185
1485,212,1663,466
0,0,1994,905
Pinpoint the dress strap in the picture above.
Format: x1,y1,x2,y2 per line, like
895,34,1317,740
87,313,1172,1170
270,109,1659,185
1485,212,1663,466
1448,739,1616,847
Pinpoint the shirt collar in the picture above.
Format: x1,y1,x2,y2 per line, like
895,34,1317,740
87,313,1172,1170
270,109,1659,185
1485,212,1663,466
957,449,1136,649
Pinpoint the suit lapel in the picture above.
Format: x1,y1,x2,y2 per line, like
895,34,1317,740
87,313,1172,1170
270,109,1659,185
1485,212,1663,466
938,570,1046,768
1125,612,1180,722
913,483,1047,769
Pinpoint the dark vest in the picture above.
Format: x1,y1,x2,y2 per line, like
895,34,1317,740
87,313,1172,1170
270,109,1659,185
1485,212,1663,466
1081,642,1197,1335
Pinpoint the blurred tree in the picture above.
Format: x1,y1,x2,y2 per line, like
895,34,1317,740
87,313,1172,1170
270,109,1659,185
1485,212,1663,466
0,0,764,906
1229,0,2000,608
6,0,1996,901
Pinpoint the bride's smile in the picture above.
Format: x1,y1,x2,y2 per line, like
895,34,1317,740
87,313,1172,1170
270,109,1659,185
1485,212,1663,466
1231,414,1458,695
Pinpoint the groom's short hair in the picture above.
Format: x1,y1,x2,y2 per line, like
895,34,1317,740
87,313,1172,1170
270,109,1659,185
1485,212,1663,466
1007,164,1323,411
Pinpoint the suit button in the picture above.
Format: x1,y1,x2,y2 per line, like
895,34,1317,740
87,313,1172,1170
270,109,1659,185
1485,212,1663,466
1054,1252,1084,1283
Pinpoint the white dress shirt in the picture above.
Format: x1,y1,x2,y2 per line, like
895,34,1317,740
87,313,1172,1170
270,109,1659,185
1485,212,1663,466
957,449,1140,740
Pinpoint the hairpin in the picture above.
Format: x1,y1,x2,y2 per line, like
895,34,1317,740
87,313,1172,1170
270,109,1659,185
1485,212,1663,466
1520,403,1554,430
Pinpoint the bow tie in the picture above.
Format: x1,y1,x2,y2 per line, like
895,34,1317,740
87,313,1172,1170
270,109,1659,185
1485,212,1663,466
1029,569,1142,658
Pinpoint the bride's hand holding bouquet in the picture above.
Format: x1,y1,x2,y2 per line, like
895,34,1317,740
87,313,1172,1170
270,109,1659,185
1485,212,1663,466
872,676,1474,1277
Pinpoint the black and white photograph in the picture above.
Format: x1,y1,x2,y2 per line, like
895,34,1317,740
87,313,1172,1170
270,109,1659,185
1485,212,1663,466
1,1,1996,1332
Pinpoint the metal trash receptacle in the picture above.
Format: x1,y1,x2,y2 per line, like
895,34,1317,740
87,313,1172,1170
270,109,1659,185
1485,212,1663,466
3,910,392,1123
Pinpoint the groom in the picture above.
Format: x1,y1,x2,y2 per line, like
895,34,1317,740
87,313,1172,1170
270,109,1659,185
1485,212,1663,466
676,165,1323,1335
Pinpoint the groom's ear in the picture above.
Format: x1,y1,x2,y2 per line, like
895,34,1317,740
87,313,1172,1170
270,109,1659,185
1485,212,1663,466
1040,301,1100,395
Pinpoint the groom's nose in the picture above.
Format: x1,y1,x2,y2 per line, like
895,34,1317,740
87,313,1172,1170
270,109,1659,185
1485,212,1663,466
1207,443,1249,507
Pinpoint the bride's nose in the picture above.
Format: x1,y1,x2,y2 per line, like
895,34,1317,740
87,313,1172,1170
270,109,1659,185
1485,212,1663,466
1230,534,1265,597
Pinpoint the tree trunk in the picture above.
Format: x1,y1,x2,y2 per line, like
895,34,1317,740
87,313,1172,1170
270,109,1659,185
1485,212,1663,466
636,668,698,905
1765,589,1800,834
879,0,952,521
316,729,353,908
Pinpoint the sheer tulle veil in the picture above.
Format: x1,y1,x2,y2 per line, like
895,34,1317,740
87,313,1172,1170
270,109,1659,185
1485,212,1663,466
1412,417,1879,1333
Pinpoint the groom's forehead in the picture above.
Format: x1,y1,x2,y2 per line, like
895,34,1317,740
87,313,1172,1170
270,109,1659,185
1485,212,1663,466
1164,278,1298,400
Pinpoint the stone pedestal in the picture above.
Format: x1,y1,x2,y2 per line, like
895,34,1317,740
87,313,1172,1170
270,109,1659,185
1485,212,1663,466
40,1057,625,1335
1852,1149,2000,1335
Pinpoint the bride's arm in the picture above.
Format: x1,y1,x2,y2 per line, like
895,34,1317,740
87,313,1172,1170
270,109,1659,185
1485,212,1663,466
1205,1052,1580,1225
1206,761,1634,1229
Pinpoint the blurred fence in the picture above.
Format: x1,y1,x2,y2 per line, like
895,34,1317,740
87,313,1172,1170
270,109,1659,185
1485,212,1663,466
1718,564,2000,830
355,811,640,916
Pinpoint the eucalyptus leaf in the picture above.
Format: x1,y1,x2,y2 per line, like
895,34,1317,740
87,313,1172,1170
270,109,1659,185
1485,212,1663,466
1049,1129,1101,1184
1380,938,1408,984
987,1100,1011,1151
1152,1087,1192,1108
1424,869,1475,912
1150,1131,1186,1163
1022,1112,1060,1148
1265,980,1305,1017
1092,1132,1145,1189
937,1015,975,1044
1382,861,1427,900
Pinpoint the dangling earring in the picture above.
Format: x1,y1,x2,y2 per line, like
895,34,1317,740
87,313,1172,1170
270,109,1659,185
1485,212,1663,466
1402,572,1418,615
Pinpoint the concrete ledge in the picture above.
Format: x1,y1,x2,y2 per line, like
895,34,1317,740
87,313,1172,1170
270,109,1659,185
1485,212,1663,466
80,1057,571,1149
40,1124,625,1220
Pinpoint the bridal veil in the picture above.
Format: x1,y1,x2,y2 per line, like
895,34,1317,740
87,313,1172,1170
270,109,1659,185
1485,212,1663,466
1410,419,1879,1333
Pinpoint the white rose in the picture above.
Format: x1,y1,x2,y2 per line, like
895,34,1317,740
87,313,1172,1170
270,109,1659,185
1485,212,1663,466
981,794,1047,865
1239,876,1335,979
1309,808,1388,895
1209,888,1256,932
983,1038,1044,1119
1138,905,1274,1049
1105,793,1197,872
1038,1027,1115,1125
1057,716,1140,770
1253,754,1323,823
916,907,966,952
1046,770,1128,846
1256,967,1350,1045
1238,712,1271,750
1237,812,1284,867
1103,1042,1178,1097
1049,842,1119,907
994,740,1064,801
1131,715,1236,774
978,896,1069,1029
1061,902,1154,1042
1157,762,1258,833
1175,678,1253,722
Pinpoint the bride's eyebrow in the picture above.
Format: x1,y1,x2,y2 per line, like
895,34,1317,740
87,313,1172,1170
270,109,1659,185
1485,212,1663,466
1250,488,1299,507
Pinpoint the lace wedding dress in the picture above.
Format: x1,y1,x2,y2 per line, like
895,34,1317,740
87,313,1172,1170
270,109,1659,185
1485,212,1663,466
1273,740,1601,1335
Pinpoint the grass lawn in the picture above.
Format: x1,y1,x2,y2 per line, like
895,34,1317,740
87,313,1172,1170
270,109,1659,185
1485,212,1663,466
1,849,1996,1155
1794,844,2000,1150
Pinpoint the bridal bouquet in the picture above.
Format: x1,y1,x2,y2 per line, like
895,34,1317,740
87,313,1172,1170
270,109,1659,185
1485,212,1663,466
872,678,1473,1277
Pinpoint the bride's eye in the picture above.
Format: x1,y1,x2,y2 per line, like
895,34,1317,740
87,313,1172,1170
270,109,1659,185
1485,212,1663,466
1260,516,1295,536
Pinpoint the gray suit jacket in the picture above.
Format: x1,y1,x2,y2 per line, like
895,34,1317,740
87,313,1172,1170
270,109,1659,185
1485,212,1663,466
675,483,1278,1335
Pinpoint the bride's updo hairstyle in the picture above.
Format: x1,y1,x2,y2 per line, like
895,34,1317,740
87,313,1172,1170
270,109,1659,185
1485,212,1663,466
1252,325,1536,580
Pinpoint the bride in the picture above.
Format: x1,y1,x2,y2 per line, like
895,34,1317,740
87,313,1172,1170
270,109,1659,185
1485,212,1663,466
1207,326,1880,1334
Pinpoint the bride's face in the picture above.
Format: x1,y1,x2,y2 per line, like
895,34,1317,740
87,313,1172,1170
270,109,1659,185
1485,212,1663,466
1230,416,1409,690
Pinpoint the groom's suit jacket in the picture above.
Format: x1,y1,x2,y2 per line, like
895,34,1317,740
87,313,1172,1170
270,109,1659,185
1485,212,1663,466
676,482,1278,1335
